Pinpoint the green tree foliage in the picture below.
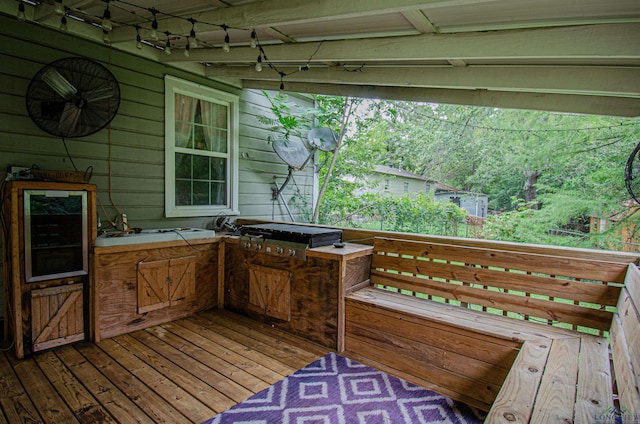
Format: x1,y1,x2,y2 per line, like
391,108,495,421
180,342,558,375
261,91,640,250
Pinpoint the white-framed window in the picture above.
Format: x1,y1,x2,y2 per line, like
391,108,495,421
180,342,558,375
164,75,239,217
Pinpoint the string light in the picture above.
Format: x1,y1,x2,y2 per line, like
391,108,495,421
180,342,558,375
149,7,159,40
164,31,172,55
16,2,26,22
59,14,68,32
54,0,64,16
188,18,198,48
101,1,112,31
135,25,143,49
14,0,321,91
222,25,230,52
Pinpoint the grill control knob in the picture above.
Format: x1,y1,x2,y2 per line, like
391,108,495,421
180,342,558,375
288,248,296,256
255,243,263,250
242,241,251,249
276,246,284,254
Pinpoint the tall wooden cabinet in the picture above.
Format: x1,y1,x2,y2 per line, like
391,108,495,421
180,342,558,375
1,181,96,358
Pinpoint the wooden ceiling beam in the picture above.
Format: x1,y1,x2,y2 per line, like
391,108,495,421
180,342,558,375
206,65,640,98
161,23,640,64
107,0,496,44
242,80,640,117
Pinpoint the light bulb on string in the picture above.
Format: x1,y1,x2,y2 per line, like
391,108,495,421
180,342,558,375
188,18,198,48
17,2,26,22
222,26,230,52
164,32,172,55
184,41,190,57
59,15,68,31
103,30,111,44
255,54,262,72
102,2,112,31
54,0,64,16
149,8,159,40
250,30,257,48
135,25,143,49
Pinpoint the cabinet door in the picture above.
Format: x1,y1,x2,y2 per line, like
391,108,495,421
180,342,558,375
169,256,196,306
31,283,85,352
248,265,291,321
137,259,171,313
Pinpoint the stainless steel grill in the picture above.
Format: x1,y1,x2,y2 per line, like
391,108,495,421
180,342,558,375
238,223,342,261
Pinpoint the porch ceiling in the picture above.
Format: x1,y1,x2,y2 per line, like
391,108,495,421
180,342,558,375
3,0,640,116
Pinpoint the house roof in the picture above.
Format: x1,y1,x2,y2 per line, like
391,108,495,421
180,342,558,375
374,165,430,181
4,0,638,117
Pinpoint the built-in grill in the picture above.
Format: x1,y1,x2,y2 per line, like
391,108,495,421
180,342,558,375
239,223,342,261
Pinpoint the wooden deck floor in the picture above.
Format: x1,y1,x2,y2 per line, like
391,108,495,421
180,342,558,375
0,309,331,424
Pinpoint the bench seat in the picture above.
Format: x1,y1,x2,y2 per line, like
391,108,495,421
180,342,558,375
343,236,630,421
346,286,612,419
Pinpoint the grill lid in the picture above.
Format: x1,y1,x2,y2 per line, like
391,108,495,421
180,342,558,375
239,223,342,248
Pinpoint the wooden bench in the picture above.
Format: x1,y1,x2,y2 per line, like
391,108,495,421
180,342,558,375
344,236,640,422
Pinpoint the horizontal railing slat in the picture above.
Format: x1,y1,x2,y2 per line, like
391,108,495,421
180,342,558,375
372,252,621,307
371,270,613,331
374,237,629,283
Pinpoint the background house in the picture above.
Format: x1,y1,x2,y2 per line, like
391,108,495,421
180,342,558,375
366,165,488,217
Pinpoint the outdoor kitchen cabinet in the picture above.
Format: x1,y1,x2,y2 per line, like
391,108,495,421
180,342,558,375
137,256,197,314
224,237,372,350
92,239,219,341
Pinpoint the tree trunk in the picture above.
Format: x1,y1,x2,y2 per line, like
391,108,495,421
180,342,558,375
523,170,541,209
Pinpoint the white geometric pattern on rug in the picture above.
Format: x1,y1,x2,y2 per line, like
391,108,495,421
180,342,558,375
202,352,483,424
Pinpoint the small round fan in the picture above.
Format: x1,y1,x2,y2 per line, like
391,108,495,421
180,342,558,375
625,141,640,203
26,57,120,138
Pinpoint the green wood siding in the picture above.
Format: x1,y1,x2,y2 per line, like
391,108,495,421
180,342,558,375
0,14,314,317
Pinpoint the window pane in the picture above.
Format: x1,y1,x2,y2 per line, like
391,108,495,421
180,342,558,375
211,158,226,181
193,155,209,180
175,180,191,206
192,181,209,205
205,128,228,153
211,182,226,205
175,153,191,179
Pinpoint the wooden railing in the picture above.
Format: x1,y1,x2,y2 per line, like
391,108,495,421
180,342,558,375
371,236,629,335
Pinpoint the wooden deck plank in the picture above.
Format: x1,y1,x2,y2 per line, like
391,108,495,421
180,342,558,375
33,350,118,424
485,341,551,423
171,316,299,376
162,319,285,384
98,337,217,423
193,312,320,369
0,353,41,423
574,336,614,424
75,342,192,424
7,354,80,424
146,324,273,390
530,338,580,423
0,310,329,424
130,329,255,403
54,345,157,424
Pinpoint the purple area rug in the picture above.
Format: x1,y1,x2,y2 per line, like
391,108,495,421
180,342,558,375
202,352,483,424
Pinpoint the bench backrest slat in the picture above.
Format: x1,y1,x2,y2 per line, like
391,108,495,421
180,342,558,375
372,236,627,333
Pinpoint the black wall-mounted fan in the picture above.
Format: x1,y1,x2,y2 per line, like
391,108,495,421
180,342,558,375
625,141,640,203
26,57,120,138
